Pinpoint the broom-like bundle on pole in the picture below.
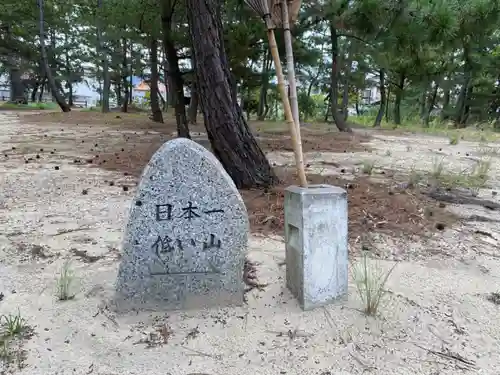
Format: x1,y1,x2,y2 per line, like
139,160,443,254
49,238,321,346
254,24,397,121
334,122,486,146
270,0,301,25
244,0,308,188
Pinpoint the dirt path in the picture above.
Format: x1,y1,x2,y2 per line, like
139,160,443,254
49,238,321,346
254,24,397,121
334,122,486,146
1,112,500,375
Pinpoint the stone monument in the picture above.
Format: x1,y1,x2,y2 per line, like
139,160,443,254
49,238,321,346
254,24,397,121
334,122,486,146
115,138,249,311
284,185,348,310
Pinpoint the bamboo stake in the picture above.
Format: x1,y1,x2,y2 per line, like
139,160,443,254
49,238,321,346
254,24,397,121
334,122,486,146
280,0,301,143
243,0,307,187
266,27,307,187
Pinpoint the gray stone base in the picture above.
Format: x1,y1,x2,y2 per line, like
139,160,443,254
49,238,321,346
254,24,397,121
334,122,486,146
112,282,244,313
284,185,348,310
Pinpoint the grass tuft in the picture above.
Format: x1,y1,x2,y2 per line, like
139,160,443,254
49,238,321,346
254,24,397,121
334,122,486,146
430,158,491,194
56,260,76,301
449,133,459,145
351,252,396,316
361,160,375,175
430,157,445,181
407,166,423,188
1,312,25,337
0,310,31,369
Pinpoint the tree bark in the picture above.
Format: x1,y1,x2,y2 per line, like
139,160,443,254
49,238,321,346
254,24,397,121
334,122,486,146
186,0,277,188
257,49,271,121
31,78,40,102
161,0,190,137
160,50,169,111
37,0,70,112
455,46,472,127
374,69,385,128
68,82,73,106
441,75,451,121
188,53,199,125
128,45,134,105
187,83,199,124
39,79,45,102
329,20,351,132
97,0,110,112
115,82,122,106
48,29,65,101
8,65,26,104
121,37,129,112
393,71,405,125
324,95,330,122
355,89,360,115
157,88,166,108
306,71,320,98
64,30,74,107
385,84,390,122
341,47,352,122
1,27,27,104
424,80,439,126
149,37,163,123
341,82,349,121
419,80,428,121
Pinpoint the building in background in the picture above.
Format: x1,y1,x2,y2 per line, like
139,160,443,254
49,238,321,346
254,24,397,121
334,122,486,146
132,80,167,104
72,94,94,107
0,74,176,107
362,86,381,105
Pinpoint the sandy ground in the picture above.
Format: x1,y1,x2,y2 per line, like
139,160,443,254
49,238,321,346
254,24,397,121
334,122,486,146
1,111,500,374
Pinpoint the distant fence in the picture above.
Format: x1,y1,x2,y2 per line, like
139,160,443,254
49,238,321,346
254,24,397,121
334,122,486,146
0,96,88,108
0,96,52,103
73,100,88,108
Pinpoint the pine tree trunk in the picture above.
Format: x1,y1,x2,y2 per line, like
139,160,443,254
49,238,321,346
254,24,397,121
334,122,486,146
455,45,472,127
329,21,351,132
68,83,73,106
37,0,70,112
257,49,270,121
341,47,351,122
121,37,129,112
186,0,277,188
374,69,385,128
149,37,163,123
424,81,439,126
3,27,27,104
39,79,45,102
161,53,169,111
440,73,452,121
355,89,360,115
419,81,428,121
161,0,190,137
64,31,73,107
97,0,110,112
8,66,26,104
393,72,405,125
385,84,390,122
341,83,349,121
128,56,133,104
31,79,40,102
188,78,199,124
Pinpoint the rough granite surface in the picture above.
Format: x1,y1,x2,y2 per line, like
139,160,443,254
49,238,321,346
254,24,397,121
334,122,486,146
115,138,249,311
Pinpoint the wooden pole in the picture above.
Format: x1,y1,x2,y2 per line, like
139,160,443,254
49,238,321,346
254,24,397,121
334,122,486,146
281,0,300,133
266,28,307,187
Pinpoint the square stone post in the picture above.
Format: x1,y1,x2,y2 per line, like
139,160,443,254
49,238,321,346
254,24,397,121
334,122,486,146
284,185,348,310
